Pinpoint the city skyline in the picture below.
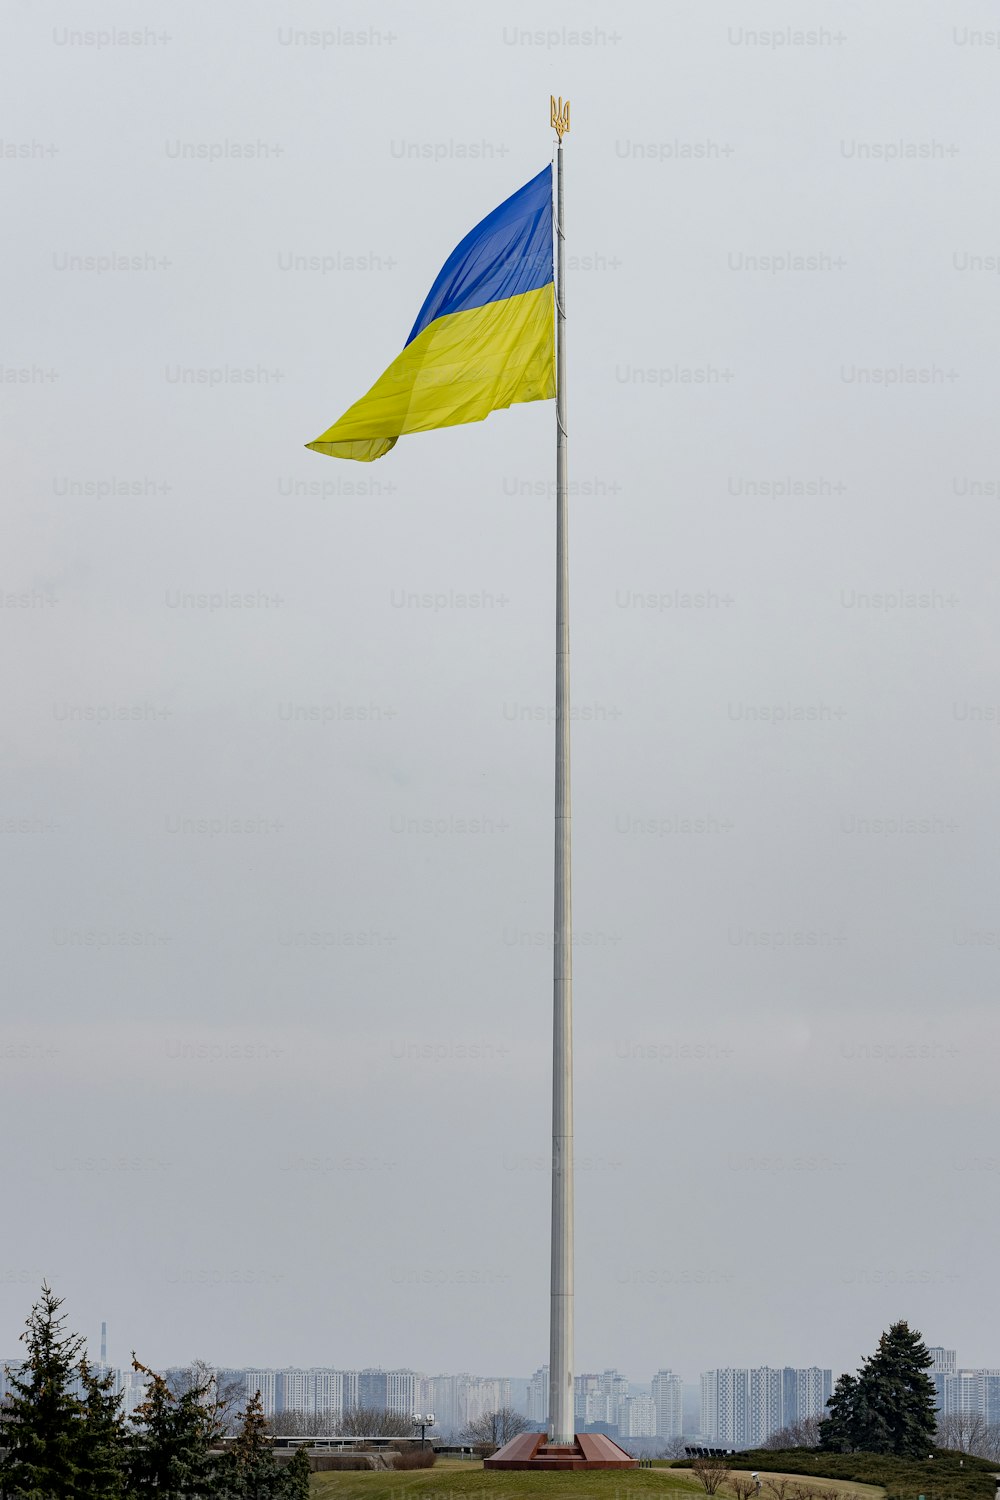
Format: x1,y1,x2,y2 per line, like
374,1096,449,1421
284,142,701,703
6,1346,989,1437
2,1311,986,1392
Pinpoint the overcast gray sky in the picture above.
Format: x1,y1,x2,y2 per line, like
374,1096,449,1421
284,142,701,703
2,0,998,1384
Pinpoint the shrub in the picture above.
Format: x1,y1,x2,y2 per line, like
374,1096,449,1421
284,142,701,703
731,1446,998,1500
693,1456,732,1494
393,1447,436,1469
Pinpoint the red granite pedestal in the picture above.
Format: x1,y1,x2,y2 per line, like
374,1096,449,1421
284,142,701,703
483,1431,637,1470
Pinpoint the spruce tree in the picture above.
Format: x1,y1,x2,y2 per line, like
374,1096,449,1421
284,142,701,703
222,1389,282,1499
0,1282,85,1498
859,1321,938,1456
819,1372,860,1452
75,1357,129,1499
279,1443,312,1499
128,1356,223,1495
819,1321,939,1456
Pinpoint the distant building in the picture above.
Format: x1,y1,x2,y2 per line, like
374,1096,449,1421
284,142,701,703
702,1368,751,1447
575,1370,629,1431
979,1372,1000,1426
622,1393,657,1438
351,1367,417,1417
420,1373,457,1432
243,1370,277,1417
509,1376,532,1418
527,1366,549,1424
341,1369,359,1411
275,1367,343,1417
942,1369,1000,1425
457,1374,511,1427
701,1367,832,1446
385,1369,417,1417
311,1368,344,1419
784,1366,832,1429
357,1368,388,1411
276,1367,311,1414
652,1369,684,1439
0,1362,23,1406
751,1368,783,1447
928,1348,958,1412
120,1366,150,1421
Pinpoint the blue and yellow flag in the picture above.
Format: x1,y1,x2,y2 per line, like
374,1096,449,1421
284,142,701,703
306,167,555,462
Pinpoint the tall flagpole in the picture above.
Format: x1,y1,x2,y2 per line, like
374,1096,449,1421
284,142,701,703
548,94,574,1449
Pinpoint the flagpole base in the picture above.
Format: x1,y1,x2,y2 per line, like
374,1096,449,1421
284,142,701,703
483,1432,637,1470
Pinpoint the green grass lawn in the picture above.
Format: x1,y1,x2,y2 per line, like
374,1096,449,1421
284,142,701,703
309,1452,998,1500
309,1461,708,1499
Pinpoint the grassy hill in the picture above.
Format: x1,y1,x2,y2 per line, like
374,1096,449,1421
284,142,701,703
682,1449,998,1500
308,1450,998,1500
309,1461,707,1498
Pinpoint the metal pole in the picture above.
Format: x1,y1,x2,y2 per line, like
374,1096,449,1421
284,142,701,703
548,110,574,1449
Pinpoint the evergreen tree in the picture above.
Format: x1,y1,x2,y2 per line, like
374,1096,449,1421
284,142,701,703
819,1321,939,1456
128,1356,223,1495
0,1282,85,1498
819,1372,860,1452
75,1357,129,1499
279,1444,312,1499
859,1322,938,1456
221,1389,283,1499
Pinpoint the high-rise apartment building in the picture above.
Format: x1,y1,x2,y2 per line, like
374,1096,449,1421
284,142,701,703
702,1368,752,1447
701,1367,832,1446
419,1374,457,1431
980,1373,1000,1425
350,1367,418,1417
622,1394,658,1438
784,1366,832,1428
751,1367,783,1447
120,1366,150,1421
385,1369,417,1417
276,1367,312,1413
243,1370,277,1417
528,1366,549,1424
928,1348,958,1412
341,1369,359,1411
275,1367,343,1416
356,1368,388,1410
652,1369,684,1439
311,1368,344,1418
0,1361,22,1406
574,1370,629,1430
457,1375,511,1426
942,1369,1000,1424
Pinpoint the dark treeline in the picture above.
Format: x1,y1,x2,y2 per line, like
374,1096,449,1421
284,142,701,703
0,1285,309,1499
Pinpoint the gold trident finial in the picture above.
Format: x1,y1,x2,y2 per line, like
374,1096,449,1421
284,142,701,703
550,96,570,142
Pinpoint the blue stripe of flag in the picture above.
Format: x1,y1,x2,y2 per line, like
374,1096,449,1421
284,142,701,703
404,166,553,347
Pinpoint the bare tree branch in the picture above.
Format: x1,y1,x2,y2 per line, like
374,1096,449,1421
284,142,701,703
164,1359,244,1435
460,1407,530,1453
338,1405,413,1438
269,1409,341,1437
693,1456,732,1495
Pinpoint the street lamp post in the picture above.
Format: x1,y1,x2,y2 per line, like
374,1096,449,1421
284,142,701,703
411,1412,435,1452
